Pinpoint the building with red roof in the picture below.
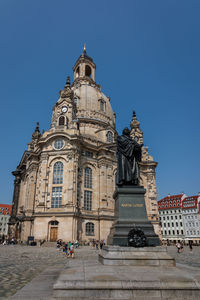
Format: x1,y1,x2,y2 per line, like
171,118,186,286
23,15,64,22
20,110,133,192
158,193,200,244
158,194,186,243
0,204,12,238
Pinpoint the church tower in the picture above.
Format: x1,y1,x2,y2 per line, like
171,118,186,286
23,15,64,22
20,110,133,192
73,44,96,82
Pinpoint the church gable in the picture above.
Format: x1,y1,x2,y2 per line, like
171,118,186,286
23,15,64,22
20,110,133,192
38,135,75,152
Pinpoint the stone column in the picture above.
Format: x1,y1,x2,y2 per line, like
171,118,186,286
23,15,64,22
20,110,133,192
25,164,38,214
36,154,49,210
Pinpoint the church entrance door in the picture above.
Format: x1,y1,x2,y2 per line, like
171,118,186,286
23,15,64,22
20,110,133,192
50,227,58,241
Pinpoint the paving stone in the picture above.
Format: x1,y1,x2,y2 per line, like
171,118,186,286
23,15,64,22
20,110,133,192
0,244,67,298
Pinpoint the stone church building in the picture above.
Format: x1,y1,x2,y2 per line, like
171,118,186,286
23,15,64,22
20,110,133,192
9,48,160,243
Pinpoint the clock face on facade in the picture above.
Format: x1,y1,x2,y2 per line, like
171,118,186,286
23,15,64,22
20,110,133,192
62,106,68,113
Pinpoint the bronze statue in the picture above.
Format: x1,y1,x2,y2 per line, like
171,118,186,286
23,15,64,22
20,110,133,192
117,127,143,186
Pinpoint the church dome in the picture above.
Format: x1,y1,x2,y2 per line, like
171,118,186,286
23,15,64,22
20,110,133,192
71,47,116,131
72,84,115,128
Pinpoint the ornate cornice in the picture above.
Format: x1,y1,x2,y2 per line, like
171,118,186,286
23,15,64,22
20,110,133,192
140,161,158,168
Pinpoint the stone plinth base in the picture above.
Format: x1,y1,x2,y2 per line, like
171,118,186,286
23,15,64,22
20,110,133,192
53,257,200,300
98,245,175,267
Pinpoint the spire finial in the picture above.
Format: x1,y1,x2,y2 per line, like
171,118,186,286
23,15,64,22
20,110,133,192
83,43,86,53
130,110,140,129
65,76,70,87
32,122,41,140
36,122,40,131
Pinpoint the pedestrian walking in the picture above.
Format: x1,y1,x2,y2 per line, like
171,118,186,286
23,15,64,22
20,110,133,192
92,239,95,249
70,243,75,258
189,240,193,252
68,241,72,250
74,240,79,248
63,242,69,257
56,239,62,250
100,240,103,249
95,240,99,250
176,242,181,253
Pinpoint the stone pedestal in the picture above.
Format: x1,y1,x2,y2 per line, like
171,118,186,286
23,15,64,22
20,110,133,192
108,185,160,246
53,248,200,300
99,245,175,266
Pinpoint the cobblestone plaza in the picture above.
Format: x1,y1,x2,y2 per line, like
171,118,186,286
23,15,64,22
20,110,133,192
0,245,200,299
0,245,67,298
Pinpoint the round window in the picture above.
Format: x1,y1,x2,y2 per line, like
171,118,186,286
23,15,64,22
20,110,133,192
54,139,64,150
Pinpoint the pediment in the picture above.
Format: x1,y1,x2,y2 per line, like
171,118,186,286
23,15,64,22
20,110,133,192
18,151,31,168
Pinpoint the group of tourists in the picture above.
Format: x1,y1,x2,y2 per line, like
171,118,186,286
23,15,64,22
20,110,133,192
176,240,193,253
91,239,106,250
0,236,15,245
56,239,75,258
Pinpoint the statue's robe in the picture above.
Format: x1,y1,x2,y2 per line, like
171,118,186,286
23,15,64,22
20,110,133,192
117,134,141,185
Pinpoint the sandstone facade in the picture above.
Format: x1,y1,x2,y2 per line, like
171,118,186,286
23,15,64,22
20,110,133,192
9,48,161,243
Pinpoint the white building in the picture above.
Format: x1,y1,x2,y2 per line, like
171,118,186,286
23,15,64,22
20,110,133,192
158,194,186,243
182,195,200,244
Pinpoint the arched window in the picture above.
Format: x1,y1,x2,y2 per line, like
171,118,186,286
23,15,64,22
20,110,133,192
86,222,94,235
107,131,113,143
84,167,92,210
59,116,65,126
85,65,92,77
53,162,63,184
84,167,92,188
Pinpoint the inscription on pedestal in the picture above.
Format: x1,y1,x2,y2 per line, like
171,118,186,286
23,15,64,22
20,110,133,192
121,203,143,208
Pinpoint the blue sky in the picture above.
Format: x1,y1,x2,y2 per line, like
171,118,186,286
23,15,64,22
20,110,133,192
0,0,199,204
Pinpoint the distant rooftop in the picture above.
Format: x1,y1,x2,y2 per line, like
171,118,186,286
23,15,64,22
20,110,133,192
0,204,12,215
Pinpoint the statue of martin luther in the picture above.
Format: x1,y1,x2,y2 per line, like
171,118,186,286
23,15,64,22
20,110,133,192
117,127,143,186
